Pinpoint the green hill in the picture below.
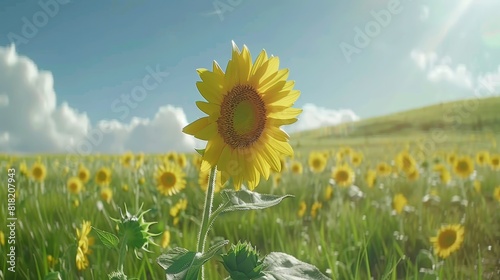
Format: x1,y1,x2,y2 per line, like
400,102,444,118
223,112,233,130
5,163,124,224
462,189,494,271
290,96,500,152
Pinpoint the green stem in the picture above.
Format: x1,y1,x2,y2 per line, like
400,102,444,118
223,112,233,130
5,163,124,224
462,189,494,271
196,167,217,279
117,235,128,273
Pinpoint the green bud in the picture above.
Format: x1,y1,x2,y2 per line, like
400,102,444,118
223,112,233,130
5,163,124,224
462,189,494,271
221,241,265,280
112,204,160,257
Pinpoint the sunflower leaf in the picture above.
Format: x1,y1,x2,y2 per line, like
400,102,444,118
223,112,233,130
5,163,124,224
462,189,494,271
157,241,229,280
256,252,330,280
219,189,293,213
91,227,119,250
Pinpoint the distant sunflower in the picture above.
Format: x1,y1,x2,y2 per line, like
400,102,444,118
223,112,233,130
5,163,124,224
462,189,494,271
310,201,322,218
493,186,500,202
297,201,307,218
308,152,328,173
198,168,224,193
430,224,465,259
176,153,188,169
350,151,363,167
365,169,377,188
95,167,112,186
473,180,481,194
121,151,134,168
396,150,416,174
376,162,392,177
160,230,171,249
475,151,490,166
439,169,452,185
155,164,186,196
447,153,457,165
100,187,113,204
67,177,83,195
290,161,303,175
31,162,47,182
272,173,282,188
182,42,301,190
324,186,334,200
407,168,419,181
78,165,90,183
453,156,474,179
392,193,408,214
490,154,500,171
331,164,355,187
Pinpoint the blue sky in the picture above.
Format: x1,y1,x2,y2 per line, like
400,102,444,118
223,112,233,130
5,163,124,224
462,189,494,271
0,0,499,153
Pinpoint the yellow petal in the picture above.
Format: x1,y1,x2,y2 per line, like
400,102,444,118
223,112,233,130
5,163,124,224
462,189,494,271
250,50,268,77
196,101,220,115
183,117,210,136
196,81,222,104
194,122,217,140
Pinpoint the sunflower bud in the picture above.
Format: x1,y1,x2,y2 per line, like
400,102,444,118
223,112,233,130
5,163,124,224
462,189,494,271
112,205,159,256
221,241,264,280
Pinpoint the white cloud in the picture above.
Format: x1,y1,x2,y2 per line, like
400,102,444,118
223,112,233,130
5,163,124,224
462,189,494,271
0,44,195,154
409,49,500,92
286,103,360,133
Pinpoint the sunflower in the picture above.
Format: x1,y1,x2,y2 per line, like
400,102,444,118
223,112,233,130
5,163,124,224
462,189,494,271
272,173,282,188
475,151,490,166
161,230,171,249
297,201,307,218
78,165,90,183
393,193,407,214
376,162,392,177
121,151,134,168
95,167,112,186
447,153,457,165
308,152,328,173
31,162,47,182
310,201,322,218
76,220,94,270
155,164,186,196
493,186,500,202
350,151,363,167
453,156,474,179
439,169,452,185
473,180,481,194
182,42,301,190
290,160,303,175
490,154,500,170
165,152,177,163
176,153,188,169
100,187,113,204
407,168,419,181
395,150,416,174
365,169,377,188
430,224,465,259
67,177,83,195
324,186,334,200
331,164,355,187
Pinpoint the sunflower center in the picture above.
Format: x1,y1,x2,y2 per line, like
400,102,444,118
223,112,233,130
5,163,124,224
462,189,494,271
313,159,322,168
33,167,43,178
457,161,469,172
97,171,107,182
438,229,457,249
160,172,176,188
79,172,87,181
493,158,499,166
218,84,266,148
336,170,349,182
70,182,78,191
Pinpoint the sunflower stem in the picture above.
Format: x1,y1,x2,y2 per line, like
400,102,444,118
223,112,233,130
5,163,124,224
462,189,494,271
196,166,217,279
117,234,128,273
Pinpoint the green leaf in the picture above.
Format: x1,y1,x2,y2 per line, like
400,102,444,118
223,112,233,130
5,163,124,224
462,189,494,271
157,241,229,280
256,252,329,280
219,189,293,213
44,272,62,280
91,226,119,250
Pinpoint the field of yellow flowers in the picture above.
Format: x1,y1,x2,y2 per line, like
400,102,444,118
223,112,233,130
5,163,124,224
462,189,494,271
1,131,499,279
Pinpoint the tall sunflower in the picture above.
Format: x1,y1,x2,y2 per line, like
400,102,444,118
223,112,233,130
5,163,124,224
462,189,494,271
183,42,301,190
78,165,90,183
430,224,465,259
67,177,83,195
155,164,186,196
290,160,303,175
95,167,112,186
490,154,500,171
475,151,490,166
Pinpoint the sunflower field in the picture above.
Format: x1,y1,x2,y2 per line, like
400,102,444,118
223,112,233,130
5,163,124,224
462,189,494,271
1,43,500,280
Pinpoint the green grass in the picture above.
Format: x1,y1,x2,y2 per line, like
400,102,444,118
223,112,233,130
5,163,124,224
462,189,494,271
1,97,500,279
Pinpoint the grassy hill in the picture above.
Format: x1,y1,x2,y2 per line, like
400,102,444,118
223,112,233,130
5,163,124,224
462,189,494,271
290,96,500,153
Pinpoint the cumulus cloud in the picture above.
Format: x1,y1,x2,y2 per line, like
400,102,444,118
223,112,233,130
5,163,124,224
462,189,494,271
286,103,360,133
410,49,500,94
0,44,195,154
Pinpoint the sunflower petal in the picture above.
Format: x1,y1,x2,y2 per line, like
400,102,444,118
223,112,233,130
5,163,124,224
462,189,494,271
196,81,222,104
183,117,210,136
196,101,220,115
